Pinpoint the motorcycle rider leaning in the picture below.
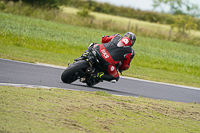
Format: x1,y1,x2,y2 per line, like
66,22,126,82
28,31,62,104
76,32,136,83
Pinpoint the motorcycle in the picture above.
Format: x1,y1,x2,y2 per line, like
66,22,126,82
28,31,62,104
61,47,104,86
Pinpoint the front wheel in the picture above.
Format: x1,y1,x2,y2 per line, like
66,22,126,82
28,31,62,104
61,60,90,84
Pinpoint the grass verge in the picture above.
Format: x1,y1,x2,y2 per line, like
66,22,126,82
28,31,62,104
0,86,200,132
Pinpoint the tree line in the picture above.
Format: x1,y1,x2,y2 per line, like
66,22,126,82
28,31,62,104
68,0,200,31
2,0,200,31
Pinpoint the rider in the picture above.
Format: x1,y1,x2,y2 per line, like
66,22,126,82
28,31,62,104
78,32,136,83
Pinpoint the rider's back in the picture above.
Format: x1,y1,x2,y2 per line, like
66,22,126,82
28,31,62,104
103,35,133,62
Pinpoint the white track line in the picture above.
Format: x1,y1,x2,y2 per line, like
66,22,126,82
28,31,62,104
0,83,77,92
0,82,133,97
0,83,53,89
36,63,66,69
1,58,200,91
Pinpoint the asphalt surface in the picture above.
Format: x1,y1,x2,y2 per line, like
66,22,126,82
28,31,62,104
0,58,200,103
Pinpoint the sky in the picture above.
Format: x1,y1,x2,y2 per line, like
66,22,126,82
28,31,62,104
94,0,200,13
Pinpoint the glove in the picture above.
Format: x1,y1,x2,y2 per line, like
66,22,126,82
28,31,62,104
74,52,89,61
82,52,89,58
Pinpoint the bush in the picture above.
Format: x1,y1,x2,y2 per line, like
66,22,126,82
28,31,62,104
171,15,198,33
0,2,6,10
2,0,59,9
77,8,94,18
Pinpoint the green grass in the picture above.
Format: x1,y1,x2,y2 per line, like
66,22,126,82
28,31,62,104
0,12,200,87
0,10,200,133
0,86,200,132
1,2,200,46
62,7,200,46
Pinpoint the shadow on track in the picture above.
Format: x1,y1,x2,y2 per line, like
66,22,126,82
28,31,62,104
71,83,142,97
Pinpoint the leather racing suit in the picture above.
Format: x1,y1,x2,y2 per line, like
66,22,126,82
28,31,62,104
91,34,135,82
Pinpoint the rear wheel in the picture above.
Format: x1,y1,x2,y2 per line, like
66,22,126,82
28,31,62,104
61,60,90,84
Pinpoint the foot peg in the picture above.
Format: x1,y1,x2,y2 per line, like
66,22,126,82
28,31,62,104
80,77,86,82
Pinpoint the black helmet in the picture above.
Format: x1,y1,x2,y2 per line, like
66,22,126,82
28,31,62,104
123,32,136,46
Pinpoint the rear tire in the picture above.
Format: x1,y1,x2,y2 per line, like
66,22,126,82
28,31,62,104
61,60,90,84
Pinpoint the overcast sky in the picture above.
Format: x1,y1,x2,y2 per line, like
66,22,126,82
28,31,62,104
94,0,200,13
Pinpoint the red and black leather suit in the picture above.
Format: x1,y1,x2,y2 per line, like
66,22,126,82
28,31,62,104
91,34,135,82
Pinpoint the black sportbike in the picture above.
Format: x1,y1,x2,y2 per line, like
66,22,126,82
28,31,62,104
61,48,105,86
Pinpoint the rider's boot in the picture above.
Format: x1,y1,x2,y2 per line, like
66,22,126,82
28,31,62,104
110,79,117,83
90,72,104,84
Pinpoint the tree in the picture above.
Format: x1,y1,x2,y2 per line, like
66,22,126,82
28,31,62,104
58,0,71,5
21,0,59,9
171,15,197,33
153,0,199,17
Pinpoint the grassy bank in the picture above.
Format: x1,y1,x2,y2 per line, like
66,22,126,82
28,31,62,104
63,7,200,37
0,12,200,87
0,86,200,132
62,7,200,46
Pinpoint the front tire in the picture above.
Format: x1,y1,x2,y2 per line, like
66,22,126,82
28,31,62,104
61,60,90,84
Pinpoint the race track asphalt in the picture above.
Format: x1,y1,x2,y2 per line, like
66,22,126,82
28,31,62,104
0,58,200,103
